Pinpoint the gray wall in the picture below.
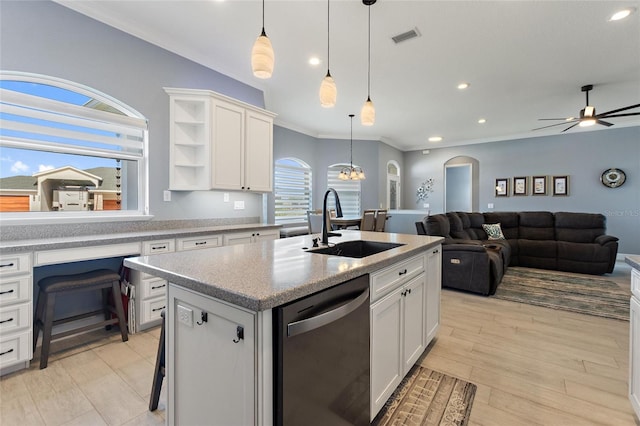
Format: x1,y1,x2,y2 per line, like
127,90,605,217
1,0,265,221
403,126,640,254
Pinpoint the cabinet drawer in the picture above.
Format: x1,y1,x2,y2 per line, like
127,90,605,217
0,303,30,335
371,254,425,302
0,276,31,306
176,235,222,251
0,253,31,277
140,297,167,325
142,239,175,255
140,277,168,300
0,330,31,369
632,268,640,300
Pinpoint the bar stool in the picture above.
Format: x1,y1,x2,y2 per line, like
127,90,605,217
149,310,165,411
33,269,128,369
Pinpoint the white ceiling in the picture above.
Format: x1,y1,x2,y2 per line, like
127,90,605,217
55,0,640,151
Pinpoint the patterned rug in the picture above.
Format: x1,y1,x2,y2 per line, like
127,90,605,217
493,267,630,321
372,366,476,426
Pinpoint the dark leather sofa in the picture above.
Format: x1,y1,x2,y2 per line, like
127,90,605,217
416,211,619,296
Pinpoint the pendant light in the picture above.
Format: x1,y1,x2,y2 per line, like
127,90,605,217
339,114,366,181
251,0,274,79
361,0,376,126
319,0,337,107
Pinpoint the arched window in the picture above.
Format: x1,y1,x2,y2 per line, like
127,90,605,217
387,160,401,210
274,157,312,224
327,164,361,217
0,71,148,222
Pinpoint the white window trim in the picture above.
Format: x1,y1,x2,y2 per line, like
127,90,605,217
386,160,401,210
0,71,150,225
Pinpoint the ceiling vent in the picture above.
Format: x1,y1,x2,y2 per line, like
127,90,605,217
391,27,421,44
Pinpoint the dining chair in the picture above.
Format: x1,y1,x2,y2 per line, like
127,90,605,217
360,210,376,231
375,209,387,232
307,210,324,234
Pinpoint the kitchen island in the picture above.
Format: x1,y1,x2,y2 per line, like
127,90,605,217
124,230,443,425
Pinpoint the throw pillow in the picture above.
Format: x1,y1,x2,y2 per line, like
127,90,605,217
482,223,505,240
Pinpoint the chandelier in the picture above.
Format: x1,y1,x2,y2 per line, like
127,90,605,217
339,114,366,180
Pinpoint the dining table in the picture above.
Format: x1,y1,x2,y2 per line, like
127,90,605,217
330,216,362,229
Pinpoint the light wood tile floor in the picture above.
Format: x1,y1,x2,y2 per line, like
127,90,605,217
1,261,636,425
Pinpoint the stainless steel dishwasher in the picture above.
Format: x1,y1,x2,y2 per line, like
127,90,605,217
274,274,370,426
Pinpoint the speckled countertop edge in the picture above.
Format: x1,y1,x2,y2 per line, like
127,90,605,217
626,255,640,270
0,223,280,253
124,231,444,312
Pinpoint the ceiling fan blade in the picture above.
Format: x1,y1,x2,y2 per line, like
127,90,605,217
538,118,572,121
596,119,614,127
532,120,578,131
598,112,640,118
561,122,580,133
596,103,640,116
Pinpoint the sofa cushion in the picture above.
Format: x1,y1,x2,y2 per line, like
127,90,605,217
447,212,472,239
482,223,505,240
519,239,557,270
557,241,612,274
425,214,451,237
483,212,519,239
519,211,555,240
554,212,606,243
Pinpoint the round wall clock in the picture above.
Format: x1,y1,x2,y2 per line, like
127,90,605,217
601,168,626,188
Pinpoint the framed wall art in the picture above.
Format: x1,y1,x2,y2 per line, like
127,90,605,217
513,176,528,196
553,175,568,196
532,176,547,195
495,178,509,197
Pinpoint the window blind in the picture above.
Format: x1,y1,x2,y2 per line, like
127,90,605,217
327,166,361,217
274,159,312,224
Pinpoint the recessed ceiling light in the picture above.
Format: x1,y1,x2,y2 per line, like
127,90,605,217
457,82,470,90
610,8,635,21
478,118,486,124
308,57,321,66
428,136,443,142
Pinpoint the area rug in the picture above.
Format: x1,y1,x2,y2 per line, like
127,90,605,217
493,267,630,321
372,366,476,426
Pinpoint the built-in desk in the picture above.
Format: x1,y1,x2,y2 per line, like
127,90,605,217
0,222,280,375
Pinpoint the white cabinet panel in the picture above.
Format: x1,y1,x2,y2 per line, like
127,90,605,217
0,303,30,335
371,254,424,302
0,253,31,277
176,235,222,251
402,275,426,374
630,294,640,418
0,276,31,306
425,246,441,344
0,331,30,370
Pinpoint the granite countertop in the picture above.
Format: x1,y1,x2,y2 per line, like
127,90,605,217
0,223,280,253
124,230,443,312
627,255,640,271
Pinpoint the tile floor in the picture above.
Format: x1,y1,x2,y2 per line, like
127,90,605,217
0,260,636,425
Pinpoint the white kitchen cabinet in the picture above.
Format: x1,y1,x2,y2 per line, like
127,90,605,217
168,284,256,426
129,239,175,333
370,252,428,420
630,267,640,417
425,245,441,343
176,234,222,251
0,253,32,374
165,88,276,192
224,229,279,246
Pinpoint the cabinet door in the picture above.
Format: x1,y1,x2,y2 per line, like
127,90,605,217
224,232,254,246
630,295,640,418
244,111,273,192
370,287,403,420
169,285,255,426
425,246,441,343
402,274,426,375
253,229,279,242
211,99,245,190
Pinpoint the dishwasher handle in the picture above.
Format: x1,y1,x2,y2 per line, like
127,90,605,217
287,288,369,337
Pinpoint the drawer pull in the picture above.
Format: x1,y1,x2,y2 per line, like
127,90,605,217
0,289,15,295
0,263,15,268
0,348,14,356
0,317,14,324
433,249,440,254
152,306,166,312
398,269,408,276
151,284,166,290
195,241,207,246
152,245,167,250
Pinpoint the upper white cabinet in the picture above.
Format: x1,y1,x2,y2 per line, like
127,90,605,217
165,88,276,192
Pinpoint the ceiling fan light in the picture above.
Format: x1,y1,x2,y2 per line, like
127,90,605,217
251,31,274,79
583,106,595,117
319,72,337,108
610,8,634,21
361,98,375,126
579,119,596,127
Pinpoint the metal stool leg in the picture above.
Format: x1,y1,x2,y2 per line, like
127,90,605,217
149,311,165,411
39,293,56,369
111,281,128,342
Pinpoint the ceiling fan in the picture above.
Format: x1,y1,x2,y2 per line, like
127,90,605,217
533,84,640,133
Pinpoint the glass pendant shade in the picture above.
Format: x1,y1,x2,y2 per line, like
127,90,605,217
361,97,375,126
251,29,274,79
319,72,337,108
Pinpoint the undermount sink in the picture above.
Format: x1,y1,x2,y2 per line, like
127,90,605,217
307,240,405,258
